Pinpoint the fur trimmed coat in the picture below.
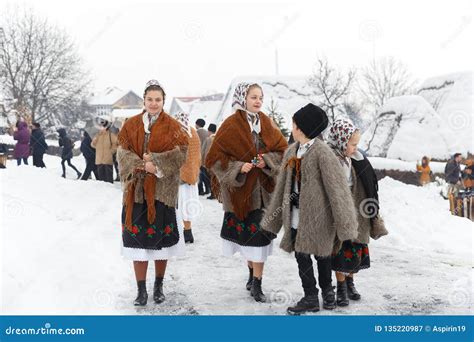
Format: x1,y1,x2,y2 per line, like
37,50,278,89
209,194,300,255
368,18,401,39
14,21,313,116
261,139,359,257
117,146,187,208
117,113,188,210
210,152,283,213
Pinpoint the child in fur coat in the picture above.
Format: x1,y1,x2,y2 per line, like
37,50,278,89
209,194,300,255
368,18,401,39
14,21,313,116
326,119,388,307
261,104,359,315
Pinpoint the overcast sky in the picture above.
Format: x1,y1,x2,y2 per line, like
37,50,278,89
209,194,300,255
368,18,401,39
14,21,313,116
1,0,472,98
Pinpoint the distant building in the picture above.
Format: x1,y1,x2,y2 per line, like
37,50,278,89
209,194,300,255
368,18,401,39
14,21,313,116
169,94,224,127
88,87,143,120
169,97,201,116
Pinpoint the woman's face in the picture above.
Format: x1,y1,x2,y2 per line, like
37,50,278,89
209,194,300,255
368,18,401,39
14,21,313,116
345,130,361,157
245,87,263,113
144,90,164,115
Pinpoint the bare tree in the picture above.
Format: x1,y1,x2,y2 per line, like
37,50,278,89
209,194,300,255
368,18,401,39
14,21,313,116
307,57,356,123
359,56,415,113
0,8,90,126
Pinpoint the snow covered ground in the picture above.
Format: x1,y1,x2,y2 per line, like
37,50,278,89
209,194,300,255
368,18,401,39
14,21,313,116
368,157,449,173
0,155,472,315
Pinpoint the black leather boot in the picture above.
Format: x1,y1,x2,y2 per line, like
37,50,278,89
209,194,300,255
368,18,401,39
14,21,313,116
184,229,194,244
246,266,253,291
153,277,166,304
346,277,361,300
250,277,266,302
336,280,349,307
134,280,148,306
321,286,336,310
287,295,320,315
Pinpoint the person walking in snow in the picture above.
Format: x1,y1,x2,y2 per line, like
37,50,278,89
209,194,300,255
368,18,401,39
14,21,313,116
30,122,48,168
196,118,211,196
462,159,474,190
117,80,189,306
201,123,217,199
175,111,201,244
445,153,463,197
416,156,432,186
13,121,30,166
206,82,288,303
261,104,358,315
110,125,121,181
80,131,98,180
57,128,81,179
327,119,388,308
91,118,118,183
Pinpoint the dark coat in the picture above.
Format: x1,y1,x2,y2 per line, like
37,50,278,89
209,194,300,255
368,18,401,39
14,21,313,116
57,128,74,160
80,132,96,161
350,162,388,244
30,128,48,154
445,158,461,184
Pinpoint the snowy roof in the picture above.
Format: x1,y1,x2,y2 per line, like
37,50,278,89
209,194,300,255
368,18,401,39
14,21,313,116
187,100,223,127
169,97,201,116
89,87,128,106
359,95,455,161
417,71,473,155
216,76,313,129
169,95,224,126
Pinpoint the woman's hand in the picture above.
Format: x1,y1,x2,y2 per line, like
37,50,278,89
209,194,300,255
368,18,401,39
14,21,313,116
143,153,152,162
255,154,266,169
240,162,253,174
144,161,157,174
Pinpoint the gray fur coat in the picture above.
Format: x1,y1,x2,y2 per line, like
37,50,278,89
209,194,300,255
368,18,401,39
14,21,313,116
261,140,359,257
350,166,388,244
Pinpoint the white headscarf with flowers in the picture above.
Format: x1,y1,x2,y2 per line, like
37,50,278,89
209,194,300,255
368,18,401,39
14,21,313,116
231,82,262,134
327,119,358,166
174,111,192,137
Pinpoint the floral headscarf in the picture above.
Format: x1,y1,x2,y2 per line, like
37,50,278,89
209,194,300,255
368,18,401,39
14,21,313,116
231,82,263,134
327,119,358,165
174,111,192,137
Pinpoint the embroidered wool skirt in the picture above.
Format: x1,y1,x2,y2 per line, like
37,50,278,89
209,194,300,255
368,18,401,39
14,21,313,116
220,209,276,262
121,200,185,261
331,240,370,274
